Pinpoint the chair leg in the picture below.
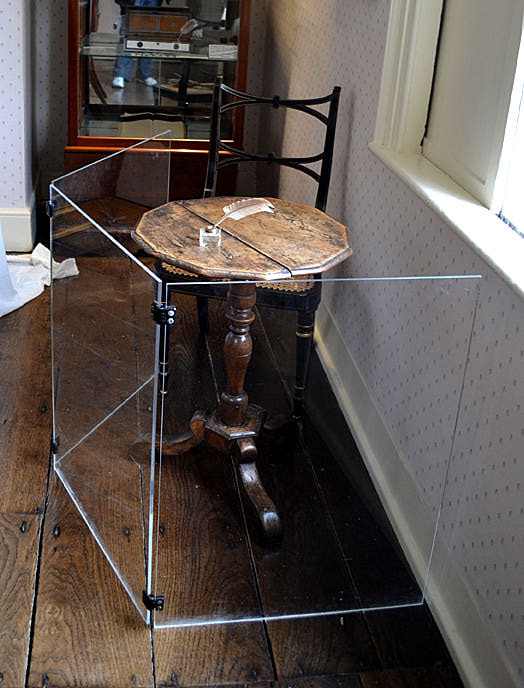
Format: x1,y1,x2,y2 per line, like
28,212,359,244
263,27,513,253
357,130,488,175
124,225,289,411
294,309,316,419
196,295,210,334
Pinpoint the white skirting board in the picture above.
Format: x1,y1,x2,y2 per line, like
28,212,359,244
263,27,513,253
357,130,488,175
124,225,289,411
1,201,36,253
314,302,517,688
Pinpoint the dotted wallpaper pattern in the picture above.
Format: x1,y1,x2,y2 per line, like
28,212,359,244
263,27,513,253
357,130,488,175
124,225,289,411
325,277,480,517
0,1,30,207
237,0,268,196
32,0,69,195
261,0,524,684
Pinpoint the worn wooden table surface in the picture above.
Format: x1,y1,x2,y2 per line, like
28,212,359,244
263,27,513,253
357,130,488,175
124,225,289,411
132,196,352,280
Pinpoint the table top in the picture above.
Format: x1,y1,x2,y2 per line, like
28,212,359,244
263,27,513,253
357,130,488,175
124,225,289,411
132,197,352,281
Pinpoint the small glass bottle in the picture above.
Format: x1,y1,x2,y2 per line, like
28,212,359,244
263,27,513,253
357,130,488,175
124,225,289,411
199,225,221,247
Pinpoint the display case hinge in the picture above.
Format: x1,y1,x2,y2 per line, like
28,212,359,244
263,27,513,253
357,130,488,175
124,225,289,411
50,436,60,455
142,590,164,611
46,199,57,219
151,302,177,327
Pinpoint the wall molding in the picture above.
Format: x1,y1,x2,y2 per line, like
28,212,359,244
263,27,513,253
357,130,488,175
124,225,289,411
0,195,36,253
314,301,518,688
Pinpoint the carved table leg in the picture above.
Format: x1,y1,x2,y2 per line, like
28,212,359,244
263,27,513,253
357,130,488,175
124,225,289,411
129,410,206,461
219,282,256,426
236,438,282,540
160,410,206,455
220,282,281,538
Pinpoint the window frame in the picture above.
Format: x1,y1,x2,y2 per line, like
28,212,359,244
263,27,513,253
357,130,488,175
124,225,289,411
370,0,524,298
373,0,443,155
421,0,524,208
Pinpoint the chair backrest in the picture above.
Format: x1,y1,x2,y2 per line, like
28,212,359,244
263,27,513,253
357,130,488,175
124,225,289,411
204,77,341,212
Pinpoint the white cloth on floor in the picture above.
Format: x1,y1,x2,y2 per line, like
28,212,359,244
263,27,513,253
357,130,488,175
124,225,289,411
0,221,78,317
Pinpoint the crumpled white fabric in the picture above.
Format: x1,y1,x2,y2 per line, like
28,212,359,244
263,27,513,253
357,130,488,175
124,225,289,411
0,222,79,317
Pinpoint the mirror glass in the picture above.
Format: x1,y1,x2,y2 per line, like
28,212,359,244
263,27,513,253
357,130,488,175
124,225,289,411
79,0,243,139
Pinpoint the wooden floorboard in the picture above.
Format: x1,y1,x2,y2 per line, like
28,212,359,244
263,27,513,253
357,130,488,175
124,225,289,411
266,614,379,679
0,293,52,513
299,354,420,607
205,301,379,679
27,474,154,688
152,294,275,686
153,445,264,624
153,620,275,686
0,513,41,688
0,290,52,687
54,410,153,609
362,605,460,673
359,666,462,688
274,677,362,688
252,424,380,678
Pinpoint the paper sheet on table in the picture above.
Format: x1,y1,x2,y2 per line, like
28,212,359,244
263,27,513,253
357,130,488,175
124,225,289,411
0,222,78,317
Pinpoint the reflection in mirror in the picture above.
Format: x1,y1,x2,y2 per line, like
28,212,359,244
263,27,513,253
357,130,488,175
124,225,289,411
81,0,242,139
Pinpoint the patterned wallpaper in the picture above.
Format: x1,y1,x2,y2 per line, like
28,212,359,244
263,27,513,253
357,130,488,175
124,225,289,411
261,0,523,685
32,0,69,196
0,0,32,207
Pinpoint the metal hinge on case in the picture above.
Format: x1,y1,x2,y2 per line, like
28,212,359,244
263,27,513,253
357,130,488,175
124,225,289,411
46,199,57,218
151,302,177,327
50,436,60,455
142,590,164,611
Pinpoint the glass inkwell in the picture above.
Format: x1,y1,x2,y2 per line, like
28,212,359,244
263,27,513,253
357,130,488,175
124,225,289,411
199,198,275,248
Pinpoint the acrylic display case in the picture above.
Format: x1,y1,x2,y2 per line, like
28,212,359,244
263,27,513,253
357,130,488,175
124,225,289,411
49,137,482,634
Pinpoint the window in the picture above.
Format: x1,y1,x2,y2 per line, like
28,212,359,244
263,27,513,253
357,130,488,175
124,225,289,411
370,0,524,293
495,23,524,235
422,0,524,213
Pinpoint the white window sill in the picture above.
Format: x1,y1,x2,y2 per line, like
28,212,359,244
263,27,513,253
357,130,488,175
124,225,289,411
369,142,524,300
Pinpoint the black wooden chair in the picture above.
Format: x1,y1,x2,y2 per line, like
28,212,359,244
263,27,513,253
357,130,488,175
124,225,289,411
157,77,341,418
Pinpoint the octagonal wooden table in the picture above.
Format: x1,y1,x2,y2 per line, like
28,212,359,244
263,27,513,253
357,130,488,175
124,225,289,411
133,197,352,539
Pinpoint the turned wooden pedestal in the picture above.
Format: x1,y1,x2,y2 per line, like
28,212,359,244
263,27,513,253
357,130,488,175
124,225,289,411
159,281,281,539
132,196,351,539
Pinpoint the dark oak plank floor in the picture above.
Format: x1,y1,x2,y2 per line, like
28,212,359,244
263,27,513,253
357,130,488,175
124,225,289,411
28,474,154,688
0,513,41,687
0,242,464,688
0,292,52,513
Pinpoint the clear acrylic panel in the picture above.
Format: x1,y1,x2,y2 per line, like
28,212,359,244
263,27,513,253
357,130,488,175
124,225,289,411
49,135,170,621
152,274,481,630
48,147,483,638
